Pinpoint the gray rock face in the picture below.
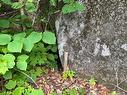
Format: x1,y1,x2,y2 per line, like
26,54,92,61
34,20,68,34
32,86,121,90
55,0,127,87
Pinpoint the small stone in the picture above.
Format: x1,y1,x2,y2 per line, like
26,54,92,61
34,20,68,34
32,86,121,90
101,43,111,56
121,44,127,51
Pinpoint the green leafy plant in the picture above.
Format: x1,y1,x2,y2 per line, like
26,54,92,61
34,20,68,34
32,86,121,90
62,88,78,95
62,0,85,14
5,80,16,90
42,31,56,44
78,88,86,95
0,31,56,74
24,86,44,95
89,77,97,87
12,87,24,95
16,55,29,70
62,70,75,80
28,42,58,67
3,71,12,80
0,54,15,74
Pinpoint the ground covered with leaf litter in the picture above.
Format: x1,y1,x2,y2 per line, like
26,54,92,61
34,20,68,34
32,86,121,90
35,69,113,95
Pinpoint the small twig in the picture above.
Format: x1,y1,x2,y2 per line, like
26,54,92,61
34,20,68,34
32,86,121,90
44,3,52,31
118,77,127,86
14,68,38,87
110,83,127,93
63,79,76,90
44,13,50,31
19,0,26,30
0,10,18,17
115,67,119,89
32,0,40,26
63,52,69,72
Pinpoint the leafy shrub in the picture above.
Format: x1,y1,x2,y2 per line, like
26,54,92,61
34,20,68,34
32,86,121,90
62,70,75,80
28,42,58,68
0,31,55,75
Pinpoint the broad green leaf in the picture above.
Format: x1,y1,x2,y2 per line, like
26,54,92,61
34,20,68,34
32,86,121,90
16,61,27,71
7,41,23,52
11,2,23,9
42,31,56,44
62,4,75,14
26,32,42,43
0,34,11,45
25,3,37,13
62,2,85,14
12,87,24,95
17,55,29,62
23,32,42,52
23,39,34,52
31,88,44,95
0,61,8,75
5,80,16,90
3,54,15,68
16,61,28,70
13,32,26,42
63,0,74,4
3,71,12,80
0,19,10,28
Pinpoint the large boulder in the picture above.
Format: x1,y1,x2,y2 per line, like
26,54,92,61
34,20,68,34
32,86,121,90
55,0,127,89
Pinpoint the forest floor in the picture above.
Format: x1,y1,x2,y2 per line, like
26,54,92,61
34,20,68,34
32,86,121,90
35,69,114,95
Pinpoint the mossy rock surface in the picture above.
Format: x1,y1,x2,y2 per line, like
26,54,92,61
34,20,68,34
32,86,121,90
56,0,127,89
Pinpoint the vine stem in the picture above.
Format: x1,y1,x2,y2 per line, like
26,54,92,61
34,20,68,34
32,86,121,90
19,0,26,30
32,0,40,26
0,10,18,17
14,68,38,87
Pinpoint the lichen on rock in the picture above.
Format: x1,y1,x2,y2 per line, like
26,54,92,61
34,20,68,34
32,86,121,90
56,0,127,89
